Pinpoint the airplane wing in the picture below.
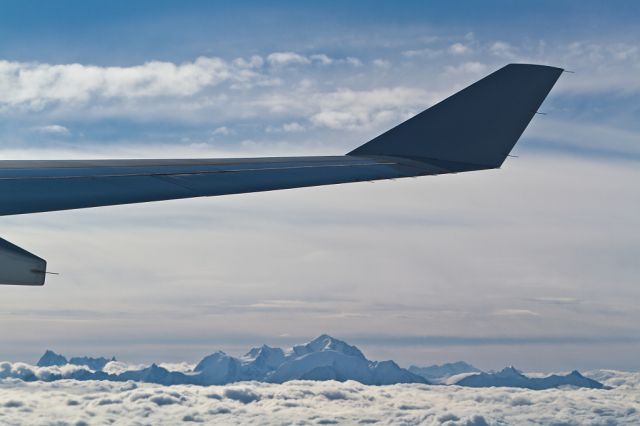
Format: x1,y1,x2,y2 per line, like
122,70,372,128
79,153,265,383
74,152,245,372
0,63,563,285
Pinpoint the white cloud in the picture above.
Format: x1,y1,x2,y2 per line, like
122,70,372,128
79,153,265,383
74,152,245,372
282,122,305,132
0,361,89,381
449,43,471,55
0,57,246,109
267,52,339,67
2,39,639,132
0,52,376,123
549,42,640,94
211,126,233,136
401,47,442,58
266,52,311,66
103,360,146,375
232,55,264,69
344,57,363,67
245,84,434,132
372,58,391,68
34,124,71,136
310,54,333,65
489,41,515,58
445,62,487,75
0,372,637,425
308,87,428,130
265,121,305,133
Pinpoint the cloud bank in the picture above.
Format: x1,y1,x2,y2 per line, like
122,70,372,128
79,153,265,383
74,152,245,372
0,371,638,425
0,56,255,106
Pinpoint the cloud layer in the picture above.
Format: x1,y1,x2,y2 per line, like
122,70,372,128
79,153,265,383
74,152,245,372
0,57,237,106
2,36,639,149
0,371,638,425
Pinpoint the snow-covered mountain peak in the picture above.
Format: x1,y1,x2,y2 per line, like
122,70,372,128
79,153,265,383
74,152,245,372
244,345,269,359
496,366,524,377
244,345,284,361
194,351,234,372
249,346,285,369
292,334,365,359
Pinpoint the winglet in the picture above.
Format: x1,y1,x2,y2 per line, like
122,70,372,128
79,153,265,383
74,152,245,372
349,64,563,170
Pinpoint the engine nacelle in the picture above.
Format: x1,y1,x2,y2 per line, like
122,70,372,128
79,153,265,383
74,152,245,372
0,237,47,285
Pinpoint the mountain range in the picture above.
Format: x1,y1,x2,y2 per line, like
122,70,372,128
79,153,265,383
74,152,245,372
32,335,604,389
37,335,427,386
455,366,605,390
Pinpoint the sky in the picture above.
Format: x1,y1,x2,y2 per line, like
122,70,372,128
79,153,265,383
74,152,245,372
0,0,639,371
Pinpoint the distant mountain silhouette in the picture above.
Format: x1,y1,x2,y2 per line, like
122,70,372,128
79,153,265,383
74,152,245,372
38,350,115,371
37,350,68,367
409,361,481,382
454,366,605,390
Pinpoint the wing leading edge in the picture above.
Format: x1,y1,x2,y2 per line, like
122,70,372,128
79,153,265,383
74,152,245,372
0,63,563,284
0,156,442,216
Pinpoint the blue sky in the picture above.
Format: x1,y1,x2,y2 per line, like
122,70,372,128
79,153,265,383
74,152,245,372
2,1,639,56
0,1,639,371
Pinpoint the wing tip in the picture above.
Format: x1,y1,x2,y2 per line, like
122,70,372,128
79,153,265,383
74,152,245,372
504,63,565,74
